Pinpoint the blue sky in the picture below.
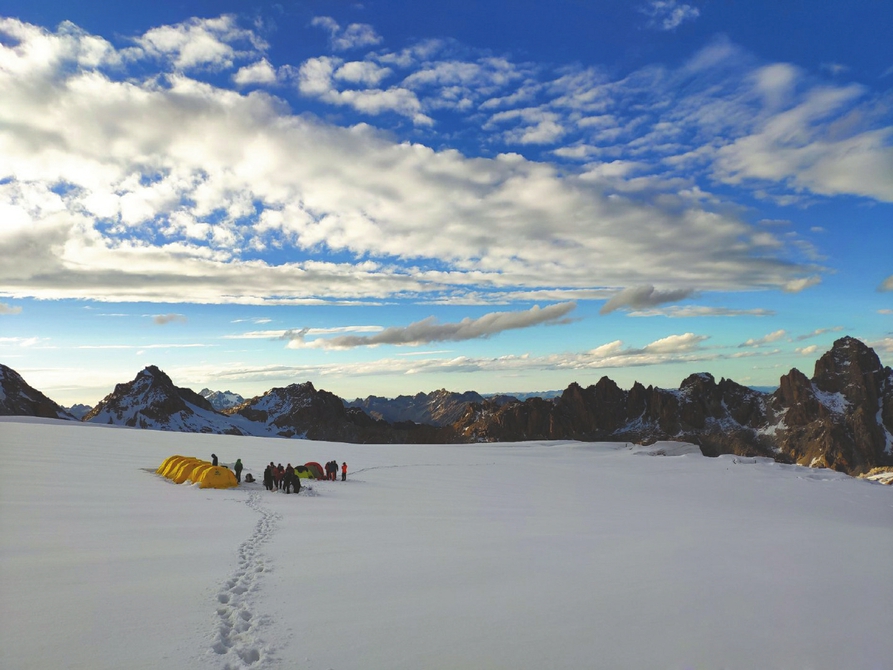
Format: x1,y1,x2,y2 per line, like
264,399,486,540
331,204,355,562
1,0,891,406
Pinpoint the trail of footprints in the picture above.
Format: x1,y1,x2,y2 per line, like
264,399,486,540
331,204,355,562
211,491,280,669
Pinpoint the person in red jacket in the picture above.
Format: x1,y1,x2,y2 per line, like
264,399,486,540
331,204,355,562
341,462,347,481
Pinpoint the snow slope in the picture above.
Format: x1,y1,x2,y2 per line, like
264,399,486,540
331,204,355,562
1,417,890,670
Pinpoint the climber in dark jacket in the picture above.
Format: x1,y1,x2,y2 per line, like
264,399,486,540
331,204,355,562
234,459,243,483
211,453,218,466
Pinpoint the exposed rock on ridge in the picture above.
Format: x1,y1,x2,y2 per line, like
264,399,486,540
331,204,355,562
0,364,74,420
2,337,891,476
453,337,892,475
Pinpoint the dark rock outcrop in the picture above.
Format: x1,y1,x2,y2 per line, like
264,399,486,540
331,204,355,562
0,364,74,420
229,382,452,443
451,338,893,475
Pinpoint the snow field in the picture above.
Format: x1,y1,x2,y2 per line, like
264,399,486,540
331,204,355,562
1,417,891,670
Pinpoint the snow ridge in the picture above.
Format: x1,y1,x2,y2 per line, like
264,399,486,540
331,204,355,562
210,491,281,669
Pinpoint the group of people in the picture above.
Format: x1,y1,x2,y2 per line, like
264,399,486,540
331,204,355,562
326,460,347,481
208,454,347,492
264,462,301,493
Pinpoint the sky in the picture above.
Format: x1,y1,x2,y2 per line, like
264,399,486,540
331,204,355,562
3,417,891,669
0,0,891,406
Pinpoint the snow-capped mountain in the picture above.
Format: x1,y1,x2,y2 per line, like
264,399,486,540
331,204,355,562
0,364,74,420
346,389,488,426
3,337,891,476
83,366,252,435
199,388,245,411
64,403,93,420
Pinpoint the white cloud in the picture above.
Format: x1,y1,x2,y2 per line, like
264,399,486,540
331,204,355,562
739,330,787,348
233,59,278,86
642,332,707,354
600,285,695,314
226,326,383,339
879,275,893,291
628,306,775,318
485,107,567,145
783,276,822,293
134,15,266,70
640,1,701,31
713,85,893,202
334,61,391,86
311,16,382,52
0,302,22,315
286,303,577,348
297,56,431,124
0,18,820,307
795,344,819,355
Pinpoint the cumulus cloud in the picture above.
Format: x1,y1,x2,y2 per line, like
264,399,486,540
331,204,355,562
153,313,187,325
0,18,822,307
485,107,567,145
640,1,701,31
233,59,278,85
795,344,819,355
879,275,893,291
297,56,431,124
739,330,787,348
286,302,577,348
0,302,22,315
134,15,266,70
311,16,382,51
600,285,695,314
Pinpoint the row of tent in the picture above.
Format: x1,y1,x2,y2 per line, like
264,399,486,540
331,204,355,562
156,456,333,489
156,455,238,489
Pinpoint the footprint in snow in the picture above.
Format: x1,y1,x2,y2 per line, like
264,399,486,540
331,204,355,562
209,490,280,668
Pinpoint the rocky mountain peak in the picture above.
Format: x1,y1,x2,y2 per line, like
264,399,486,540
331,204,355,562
0,363,74,420
812,336,887,408
83,366,232,432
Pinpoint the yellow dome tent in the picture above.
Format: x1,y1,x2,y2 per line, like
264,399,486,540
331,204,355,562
195,465,238,489
157,456,238,489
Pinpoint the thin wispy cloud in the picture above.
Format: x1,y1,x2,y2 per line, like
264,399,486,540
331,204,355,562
739,330,787,348
311,16,382,51
0,302,22,315
152,314,188,325
285,303,577,349
640,1,701,31
795,327,844,341
628,306,775,318
879,275,893,292
600,286,695,315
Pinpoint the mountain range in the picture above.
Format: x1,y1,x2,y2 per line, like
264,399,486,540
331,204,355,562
2,336,891,477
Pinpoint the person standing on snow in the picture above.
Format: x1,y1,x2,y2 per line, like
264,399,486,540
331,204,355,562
263,464,272,491
284,463,295,493
211,453,218,466
341,462,347,481
234,458,243,483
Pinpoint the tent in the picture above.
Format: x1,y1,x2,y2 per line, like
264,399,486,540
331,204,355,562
156,456,238,489
195,466,238,489
301,462,325,480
